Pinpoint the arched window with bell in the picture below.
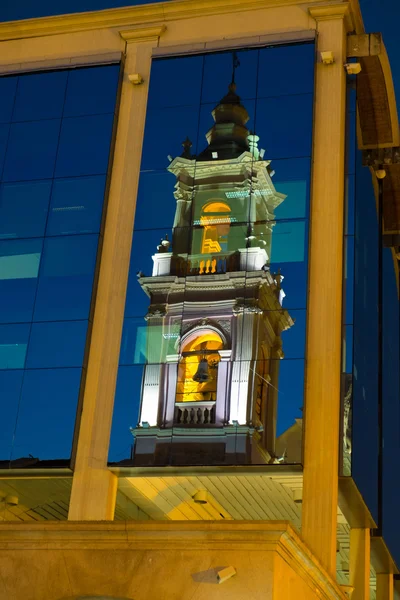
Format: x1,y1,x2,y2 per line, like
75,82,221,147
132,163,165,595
174,327,228,426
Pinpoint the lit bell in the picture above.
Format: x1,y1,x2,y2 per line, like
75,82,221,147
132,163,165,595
192,358,211,383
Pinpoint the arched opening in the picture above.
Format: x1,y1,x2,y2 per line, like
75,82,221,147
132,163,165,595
176,329,223,404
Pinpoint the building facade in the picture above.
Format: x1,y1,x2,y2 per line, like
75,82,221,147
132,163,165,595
0,1,399,599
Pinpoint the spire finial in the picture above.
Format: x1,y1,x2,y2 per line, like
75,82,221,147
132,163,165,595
231,51,240,87
181,136,193,158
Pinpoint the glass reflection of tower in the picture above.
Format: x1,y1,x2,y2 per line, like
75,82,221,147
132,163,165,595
133,74,294,466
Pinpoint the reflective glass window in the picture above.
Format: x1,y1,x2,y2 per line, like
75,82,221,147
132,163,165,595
11,368,81,462
3,119,60,182
109,365,142,464
148,55,204,109
33,234,98,321
0,123,10,174
201,48,258,104
63,65,120,117
12,71,68,122
26,320,88,368
0,76,17,123
0,323,30,369
55,114,114,178
0,180,52,239
0,370,23,462
0,238,42,323
257,43,315,98
46,175,106,235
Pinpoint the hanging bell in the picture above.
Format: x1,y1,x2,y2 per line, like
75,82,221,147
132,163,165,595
192,358,211,383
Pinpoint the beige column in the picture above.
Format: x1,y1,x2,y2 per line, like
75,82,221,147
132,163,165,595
350,528,370,600
376,574,394,600
302,5,350,574
68,25,165,521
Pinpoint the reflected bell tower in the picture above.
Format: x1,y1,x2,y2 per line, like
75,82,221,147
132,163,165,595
133,65,293,465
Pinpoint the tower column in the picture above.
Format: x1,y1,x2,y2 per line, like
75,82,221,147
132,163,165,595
350,528,370,600
302,5,350,573
68,26,165,521
376,574,394,600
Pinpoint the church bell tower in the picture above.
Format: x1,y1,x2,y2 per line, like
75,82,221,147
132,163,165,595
133,71,293,466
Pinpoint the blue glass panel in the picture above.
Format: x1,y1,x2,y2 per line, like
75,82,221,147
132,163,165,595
342,324,353,373
63,64,120,117
133,170,177,230
33,234,98,321
140,105,200,172
26,320,88,368
0,180,52,239
12,71,68,122
120,317,181,365
0,123,10,174
108,365,143,464
0,238,42,323
148,55,203,109
272,158,311,221
255,94,313,159
0,370,23,462
0,76,17,123
201,48,259,104
2,119,60,181
344,236,355,324
345,174,355,235
0,323,30,369
275,359,305,439
46,175,106,235
258,43,315,98
346,110,356,175
11,367,81,461
55,114,114,177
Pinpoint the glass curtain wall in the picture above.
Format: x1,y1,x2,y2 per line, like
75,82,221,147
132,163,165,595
0,64,120,468
109,42,315,467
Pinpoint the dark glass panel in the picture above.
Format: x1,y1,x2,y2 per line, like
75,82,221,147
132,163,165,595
201,48,259,104
26,320,88,368
108,365,143,464
2,119,60,181
0,238,42,323
0,370,23,462
342,324,353,374
55,113,114,178
0,323,30,369
148,55,204,109
63,64,120,117
345,174,355,235
0,76,17,123
275,358,304,456
255,94,313,159
258,43,315,98
12,70,68,122
33,234,98,321
345,109,356,176
140,105,200,172
46,175,106,235
133,170,182,231
344,235,355,325
0,180,52,239
10,367,81,461
352,153,379,523
0,123,10,175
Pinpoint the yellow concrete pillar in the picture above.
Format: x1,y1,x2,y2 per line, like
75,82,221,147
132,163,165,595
302,4,350,575
350,528,370,600
68,25,165,521
376,574,394,600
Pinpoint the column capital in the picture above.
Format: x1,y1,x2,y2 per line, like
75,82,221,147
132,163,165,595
309,4,354,31
119,24,166,43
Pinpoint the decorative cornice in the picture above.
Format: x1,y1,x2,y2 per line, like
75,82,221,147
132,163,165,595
309,3,354,32
0,0,339,42
119,24,166,43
